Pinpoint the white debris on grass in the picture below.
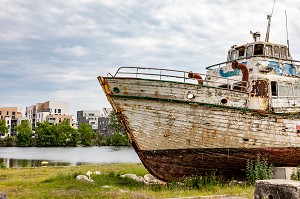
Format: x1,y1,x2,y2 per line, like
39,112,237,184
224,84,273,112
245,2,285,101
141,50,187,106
76,175,95,184
121,173,166,185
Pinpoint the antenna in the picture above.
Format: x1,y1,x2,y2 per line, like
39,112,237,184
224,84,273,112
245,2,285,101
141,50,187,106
265,0,276,42
285,10,290,55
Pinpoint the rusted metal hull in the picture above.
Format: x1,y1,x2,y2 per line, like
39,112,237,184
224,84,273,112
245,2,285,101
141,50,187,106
136,145,300,181
98,76,300,181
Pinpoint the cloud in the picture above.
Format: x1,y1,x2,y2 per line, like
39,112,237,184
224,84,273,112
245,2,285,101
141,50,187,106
1,0,300,115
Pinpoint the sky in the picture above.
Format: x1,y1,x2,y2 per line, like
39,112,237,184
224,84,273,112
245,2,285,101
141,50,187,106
1,0,300,116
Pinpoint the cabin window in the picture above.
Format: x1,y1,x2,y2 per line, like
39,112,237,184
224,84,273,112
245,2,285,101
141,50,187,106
246,45,253,57
265,45,273,57
218,84,231,89
278,83,293,96
231,50,237,60
271,81,277,96
280,47,287,59
238,47,245,58
227,52,231,61
274,46,280,58
253,44,264,55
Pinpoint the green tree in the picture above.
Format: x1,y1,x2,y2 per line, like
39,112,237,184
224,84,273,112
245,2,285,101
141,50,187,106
3,136,17,147
35,121,57,146
109,111,124,133
57,119,78,146
16,120,33,147
78,123,95,146
107,111,129,146
0,119,8,136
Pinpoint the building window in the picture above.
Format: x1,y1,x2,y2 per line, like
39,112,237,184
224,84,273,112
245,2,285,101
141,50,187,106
6,111,9,115
58,109,61,114
0,111,2,115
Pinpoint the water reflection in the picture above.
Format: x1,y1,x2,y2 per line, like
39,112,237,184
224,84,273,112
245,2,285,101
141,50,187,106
0,158,79,168
0,146,141,168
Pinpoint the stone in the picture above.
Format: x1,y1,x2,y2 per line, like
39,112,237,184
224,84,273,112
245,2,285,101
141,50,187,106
144,174,166,185
120,174,145,183
101,185,112,188
166,195,245,199
76,175,95,183
254,179,300,199
86,171,93,179
0,193,7,199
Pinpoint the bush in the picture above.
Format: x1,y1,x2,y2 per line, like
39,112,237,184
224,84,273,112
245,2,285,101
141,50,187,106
246,157,273,185
183,173,225,190
291,167,300,180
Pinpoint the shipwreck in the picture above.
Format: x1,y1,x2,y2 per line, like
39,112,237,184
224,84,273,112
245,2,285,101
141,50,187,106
98,11,300,181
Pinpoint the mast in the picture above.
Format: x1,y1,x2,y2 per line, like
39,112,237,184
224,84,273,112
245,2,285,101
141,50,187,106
265,0,276,42
285,10,290,55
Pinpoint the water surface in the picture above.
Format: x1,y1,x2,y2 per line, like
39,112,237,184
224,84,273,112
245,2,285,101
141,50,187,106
0,146,141,168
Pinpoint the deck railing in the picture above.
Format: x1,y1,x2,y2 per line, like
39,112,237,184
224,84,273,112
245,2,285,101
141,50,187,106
109,66,248,92
205,56,300,70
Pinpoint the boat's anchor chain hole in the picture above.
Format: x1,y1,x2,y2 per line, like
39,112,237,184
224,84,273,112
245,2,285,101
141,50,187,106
221,98,227,104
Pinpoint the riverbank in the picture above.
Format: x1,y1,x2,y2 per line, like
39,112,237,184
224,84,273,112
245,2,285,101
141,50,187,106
0,163,253,198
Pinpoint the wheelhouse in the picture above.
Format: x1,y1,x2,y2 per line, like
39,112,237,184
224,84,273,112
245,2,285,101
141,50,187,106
227,42,290,61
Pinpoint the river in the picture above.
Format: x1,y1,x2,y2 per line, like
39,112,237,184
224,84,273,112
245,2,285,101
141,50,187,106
0,146,141,168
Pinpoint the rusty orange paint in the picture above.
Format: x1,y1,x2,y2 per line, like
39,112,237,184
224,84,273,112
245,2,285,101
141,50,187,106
231,61,249,91
188,72,203,85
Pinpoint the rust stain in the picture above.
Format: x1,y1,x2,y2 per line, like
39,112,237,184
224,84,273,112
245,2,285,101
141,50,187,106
231,61,249,91
188,72,203,84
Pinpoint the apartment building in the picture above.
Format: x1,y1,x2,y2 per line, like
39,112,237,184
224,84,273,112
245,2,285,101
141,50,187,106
98,108,113,136
26,101,72,129
0,107,23,137
98,117,114,137
77,110,101,133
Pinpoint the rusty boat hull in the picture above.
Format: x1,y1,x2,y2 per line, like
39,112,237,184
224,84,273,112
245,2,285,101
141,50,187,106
98,76,300,181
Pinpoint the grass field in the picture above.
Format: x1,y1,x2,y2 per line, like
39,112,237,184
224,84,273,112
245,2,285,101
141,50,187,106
0,163,254,198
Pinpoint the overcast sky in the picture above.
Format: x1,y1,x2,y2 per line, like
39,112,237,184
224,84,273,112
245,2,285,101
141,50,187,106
1,0,300,115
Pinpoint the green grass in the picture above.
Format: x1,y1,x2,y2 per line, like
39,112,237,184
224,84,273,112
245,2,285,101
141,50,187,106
0,163,254,199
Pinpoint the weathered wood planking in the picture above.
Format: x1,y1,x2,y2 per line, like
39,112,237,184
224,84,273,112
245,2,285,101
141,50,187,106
101,78,300,150
106,78,248,108
113,97,300,151
99,76,300,181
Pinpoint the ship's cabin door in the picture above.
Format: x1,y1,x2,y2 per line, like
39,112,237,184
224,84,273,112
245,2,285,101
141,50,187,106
248,80,269,111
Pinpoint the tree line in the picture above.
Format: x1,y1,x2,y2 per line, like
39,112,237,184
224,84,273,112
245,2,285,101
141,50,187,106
0,112,130,147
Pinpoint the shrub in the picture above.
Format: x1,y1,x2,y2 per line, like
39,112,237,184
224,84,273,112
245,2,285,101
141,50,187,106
246,157,273,185
291,166,300,180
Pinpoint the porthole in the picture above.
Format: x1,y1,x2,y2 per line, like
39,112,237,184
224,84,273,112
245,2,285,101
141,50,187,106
113,87,120,93
221,98,227,104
